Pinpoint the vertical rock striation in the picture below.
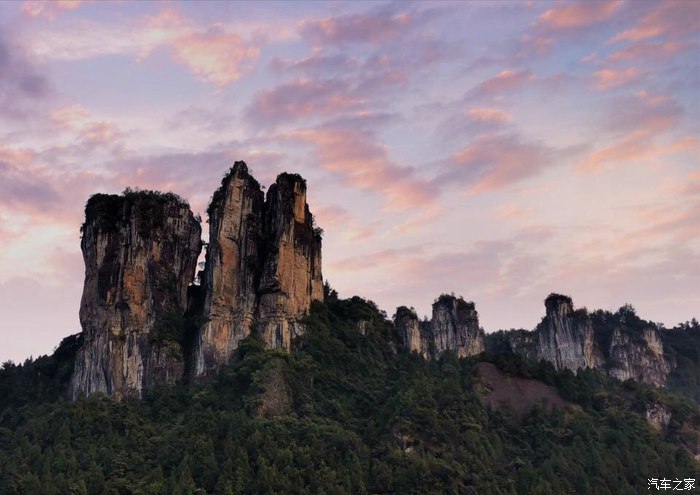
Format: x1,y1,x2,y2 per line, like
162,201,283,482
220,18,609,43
489,293,672,387
431,295,485,357
394,306,430,357
194,163,264,376
536,294,604,371
70,191,202,399
194,164,323,377
256,173,323,349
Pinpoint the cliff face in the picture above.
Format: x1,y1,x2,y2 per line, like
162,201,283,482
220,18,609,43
70,191,202,399
194,163,264,375
194,164,323,376
394,295,485,359
432,295,485,357
536,294,604,371
394,306,430,358
256,173,323,349
607,327,670,387
492,294,672,387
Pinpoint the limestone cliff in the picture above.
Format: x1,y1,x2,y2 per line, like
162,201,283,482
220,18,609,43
194,163,264,375
536,294,604,371
256,173,323,349
430,295,485,358
70,191,202,399
394,306,430,357
488,294,672,387
194,164,323,376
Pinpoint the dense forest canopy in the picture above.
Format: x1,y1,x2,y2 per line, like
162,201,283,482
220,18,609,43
0,296,698,494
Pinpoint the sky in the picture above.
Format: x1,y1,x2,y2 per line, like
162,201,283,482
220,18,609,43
0,0,698,363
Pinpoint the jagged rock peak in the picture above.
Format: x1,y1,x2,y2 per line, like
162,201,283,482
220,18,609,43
195,161,265,377
70,189,202,400
194,163,323,377
431,294,485,358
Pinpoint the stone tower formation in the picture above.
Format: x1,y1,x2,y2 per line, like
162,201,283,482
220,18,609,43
70,162,323,399
69,162,673,399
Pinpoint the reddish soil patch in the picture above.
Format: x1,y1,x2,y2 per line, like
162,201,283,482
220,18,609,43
476,362,571,415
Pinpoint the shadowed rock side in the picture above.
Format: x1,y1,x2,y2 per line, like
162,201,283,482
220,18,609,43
394,295,485,359
496,294,672,387
536,294,604,371
194,164,323,377
256,173,323,349
194,163,264,376
70,191,202,399
432,295,485,357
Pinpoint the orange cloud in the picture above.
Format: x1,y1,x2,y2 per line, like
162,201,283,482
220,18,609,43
439,135,555,194
539,0,623,29
577,131,658,173
611,1,700,43
22,0,83,18
607,40,693,62
467,107,512,123
142,9,260,86
289,127,435,212
591,67,639,90
169,29,260,86
469,69,534,98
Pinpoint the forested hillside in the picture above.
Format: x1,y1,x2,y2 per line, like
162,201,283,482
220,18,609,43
1,297,698,494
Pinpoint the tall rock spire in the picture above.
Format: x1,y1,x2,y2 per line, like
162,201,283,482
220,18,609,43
194,162,264,376
70,190,202,399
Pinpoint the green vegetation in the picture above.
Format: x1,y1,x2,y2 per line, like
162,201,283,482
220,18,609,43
0,298,697,494
83,188,189,236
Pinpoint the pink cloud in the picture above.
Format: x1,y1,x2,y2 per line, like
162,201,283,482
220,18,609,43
607,40,694,62
246,79,365,127
301,9,417,46
591,67,640,90
22,0,84,19
169,28,260,86
437,135,555,194
538,0,623,29
606,90,683,136
611,1,700,43
467,107,512,123
578,91,684,172
468,69,534,98
289,126,436,212
577,132,658,173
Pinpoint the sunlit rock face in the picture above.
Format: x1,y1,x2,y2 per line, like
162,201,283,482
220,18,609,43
394,306,430,358
194,162,264,376
194,163,323,377
491,294,672,387
430,295,485,358
70,191,202,400
255,173,323,350
606,326,670,387
536,294,604,371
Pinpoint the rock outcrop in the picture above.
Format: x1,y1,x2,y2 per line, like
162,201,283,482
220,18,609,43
431,295,485,357
70,191,202,399
194,163,264,375
194,163,323,376
255,173,323,350
536,294,604,371
393,295,485,359
394,306,430,357
490,294,672,387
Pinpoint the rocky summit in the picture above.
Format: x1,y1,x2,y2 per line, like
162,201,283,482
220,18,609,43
70,163,324,399
70,163,679,399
